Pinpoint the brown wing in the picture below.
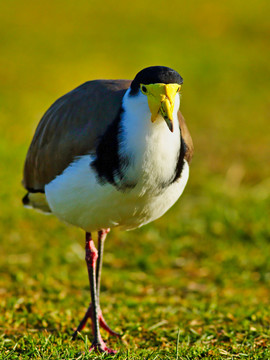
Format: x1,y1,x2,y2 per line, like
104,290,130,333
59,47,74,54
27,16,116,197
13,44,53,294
23,79,131,191
178,110,194,163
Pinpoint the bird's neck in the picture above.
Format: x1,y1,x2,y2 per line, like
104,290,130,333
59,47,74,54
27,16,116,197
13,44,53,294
118,90,182,192
91,89,184,192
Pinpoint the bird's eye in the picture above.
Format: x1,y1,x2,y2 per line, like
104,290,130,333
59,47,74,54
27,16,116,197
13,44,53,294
141,85,147,94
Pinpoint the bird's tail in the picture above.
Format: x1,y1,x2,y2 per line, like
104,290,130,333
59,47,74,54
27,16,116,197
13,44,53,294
22,192,51,213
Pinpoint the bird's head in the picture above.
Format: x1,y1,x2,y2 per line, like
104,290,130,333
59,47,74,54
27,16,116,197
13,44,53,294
130,66,183,132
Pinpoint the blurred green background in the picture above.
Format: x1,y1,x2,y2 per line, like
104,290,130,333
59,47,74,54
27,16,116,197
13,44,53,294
1,0,270,358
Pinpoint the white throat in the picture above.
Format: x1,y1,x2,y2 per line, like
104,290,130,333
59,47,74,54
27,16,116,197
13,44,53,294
119,89,181,193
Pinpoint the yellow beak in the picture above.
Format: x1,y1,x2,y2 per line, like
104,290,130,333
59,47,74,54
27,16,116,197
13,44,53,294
141,83,180,132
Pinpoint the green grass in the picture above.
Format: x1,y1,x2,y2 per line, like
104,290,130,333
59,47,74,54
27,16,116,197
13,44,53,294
1,0,270,359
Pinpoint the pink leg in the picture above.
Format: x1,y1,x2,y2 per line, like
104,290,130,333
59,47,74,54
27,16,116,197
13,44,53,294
73,231,118,353
72,304,120,338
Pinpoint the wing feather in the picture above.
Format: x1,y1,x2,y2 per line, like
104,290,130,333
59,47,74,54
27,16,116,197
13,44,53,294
178,110,194,163
23,80,131,191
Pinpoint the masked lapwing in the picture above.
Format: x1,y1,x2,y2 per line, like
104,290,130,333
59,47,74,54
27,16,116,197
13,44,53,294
22,66,194,353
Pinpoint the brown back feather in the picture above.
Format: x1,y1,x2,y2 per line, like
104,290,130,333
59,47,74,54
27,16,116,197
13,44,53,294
23,80,131,191
178,111,194,164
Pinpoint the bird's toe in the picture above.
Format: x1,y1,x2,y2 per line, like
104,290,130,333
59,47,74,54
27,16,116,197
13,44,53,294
89,339,117,354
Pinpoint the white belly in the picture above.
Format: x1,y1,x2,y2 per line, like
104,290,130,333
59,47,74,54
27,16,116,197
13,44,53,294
45,155,189,232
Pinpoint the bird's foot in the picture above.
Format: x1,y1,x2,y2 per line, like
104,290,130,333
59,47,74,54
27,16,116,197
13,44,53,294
98,309,121,337
89,337,117,354
72,304,120,340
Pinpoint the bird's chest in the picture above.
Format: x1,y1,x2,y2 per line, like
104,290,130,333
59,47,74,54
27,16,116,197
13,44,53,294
112,164,189,230
45,154,189,232
45,118,186,232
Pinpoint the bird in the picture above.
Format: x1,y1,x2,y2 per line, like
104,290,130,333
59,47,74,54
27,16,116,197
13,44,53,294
22,66,194,353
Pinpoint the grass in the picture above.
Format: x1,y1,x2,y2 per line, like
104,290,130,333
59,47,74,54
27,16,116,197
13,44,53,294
1,0,270,358
2,183,270,359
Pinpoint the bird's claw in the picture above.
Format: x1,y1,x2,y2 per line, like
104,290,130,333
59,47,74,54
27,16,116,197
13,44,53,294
72,304,121,340
89,339,117,354
99,311,121,337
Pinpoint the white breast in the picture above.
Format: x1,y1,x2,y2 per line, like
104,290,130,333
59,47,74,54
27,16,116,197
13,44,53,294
45,89,189,232
118,89,181,194
45,156,189,231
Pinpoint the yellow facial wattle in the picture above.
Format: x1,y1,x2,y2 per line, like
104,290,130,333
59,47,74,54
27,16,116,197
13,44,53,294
140,83,181,132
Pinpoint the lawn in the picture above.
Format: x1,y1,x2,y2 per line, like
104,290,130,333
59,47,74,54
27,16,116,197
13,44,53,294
0,0,270,359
